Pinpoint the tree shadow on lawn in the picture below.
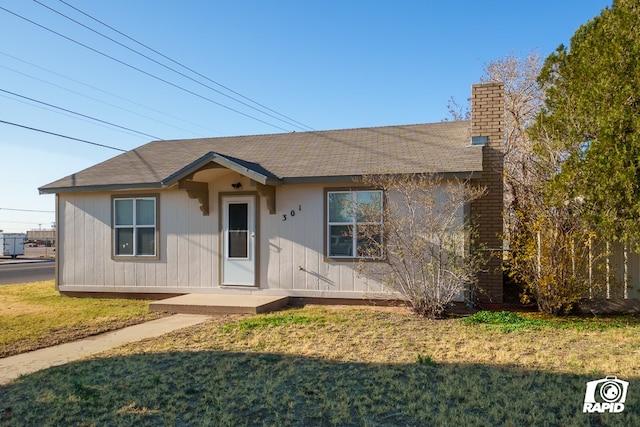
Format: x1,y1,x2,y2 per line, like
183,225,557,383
0,350,637,427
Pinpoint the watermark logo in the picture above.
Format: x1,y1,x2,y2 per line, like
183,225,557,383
583,376,629,413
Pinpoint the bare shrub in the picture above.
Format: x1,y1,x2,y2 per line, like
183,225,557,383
354,174,486,319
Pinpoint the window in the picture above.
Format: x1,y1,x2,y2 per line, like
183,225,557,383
327,190,383,258
113,197,157,257
227,202,249,258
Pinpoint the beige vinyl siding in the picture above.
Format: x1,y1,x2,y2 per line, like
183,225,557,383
57,177,398,297
59,193,110,288
58,190,217,291
260,183,386,296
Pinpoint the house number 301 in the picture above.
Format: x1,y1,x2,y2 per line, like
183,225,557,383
282,210,296,221
282,206,302,221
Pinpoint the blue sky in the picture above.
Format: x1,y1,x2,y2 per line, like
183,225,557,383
0,0,611,232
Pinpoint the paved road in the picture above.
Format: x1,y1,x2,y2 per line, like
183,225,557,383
0,261,55,285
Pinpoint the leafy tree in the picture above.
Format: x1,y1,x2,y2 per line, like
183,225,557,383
504,0,640,313
534,0,640,247
507,188,605,314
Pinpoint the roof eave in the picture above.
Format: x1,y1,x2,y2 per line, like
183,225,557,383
38,182,164,195
281,171,482,185
39,170,483,194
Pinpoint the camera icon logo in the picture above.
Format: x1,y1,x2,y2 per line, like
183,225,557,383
583,376,629,413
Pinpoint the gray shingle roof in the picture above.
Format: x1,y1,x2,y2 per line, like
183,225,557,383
40,120,480,193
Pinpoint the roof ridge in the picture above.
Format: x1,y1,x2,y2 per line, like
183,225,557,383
152,120,471,145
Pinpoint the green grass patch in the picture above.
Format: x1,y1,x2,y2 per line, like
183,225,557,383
416,353,437,366
463,310,640,332
226,312,326,332
463,310,549,331
0,281,163,357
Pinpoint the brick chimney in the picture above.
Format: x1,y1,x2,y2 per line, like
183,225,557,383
470,82,504,303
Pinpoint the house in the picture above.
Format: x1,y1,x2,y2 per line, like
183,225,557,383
39,83,505,304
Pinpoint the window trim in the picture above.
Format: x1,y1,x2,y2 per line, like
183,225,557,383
324,187,383,261
111,194,160,261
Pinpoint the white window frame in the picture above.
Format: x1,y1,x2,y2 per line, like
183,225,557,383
327,189,383,259
113,196,157,258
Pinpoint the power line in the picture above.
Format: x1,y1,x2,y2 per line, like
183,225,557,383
0,5,290,132
0,61,207,138
0,88,162,140
0,119,127,152
0,51,222,136
36,0,314,132
0,208,55,213
56,0,315,131
0,91,152,141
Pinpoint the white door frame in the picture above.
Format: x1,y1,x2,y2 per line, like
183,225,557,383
221,194,256,286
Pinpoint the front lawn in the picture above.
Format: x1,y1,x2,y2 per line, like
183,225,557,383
0,281,164,357
1,306,638,426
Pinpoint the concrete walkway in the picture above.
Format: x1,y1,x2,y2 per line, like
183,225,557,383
0,314,211,385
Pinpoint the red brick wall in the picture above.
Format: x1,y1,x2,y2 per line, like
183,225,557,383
471,82,504,303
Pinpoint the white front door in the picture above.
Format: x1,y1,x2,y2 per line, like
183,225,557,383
222,195,256,286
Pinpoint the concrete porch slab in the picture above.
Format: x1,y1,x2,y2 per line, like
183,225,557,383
149,294,289,315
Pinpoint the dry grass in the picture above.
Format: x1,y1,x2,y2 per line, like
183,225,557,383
1,305,639,426
101,306,640,377
0,281,164,357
